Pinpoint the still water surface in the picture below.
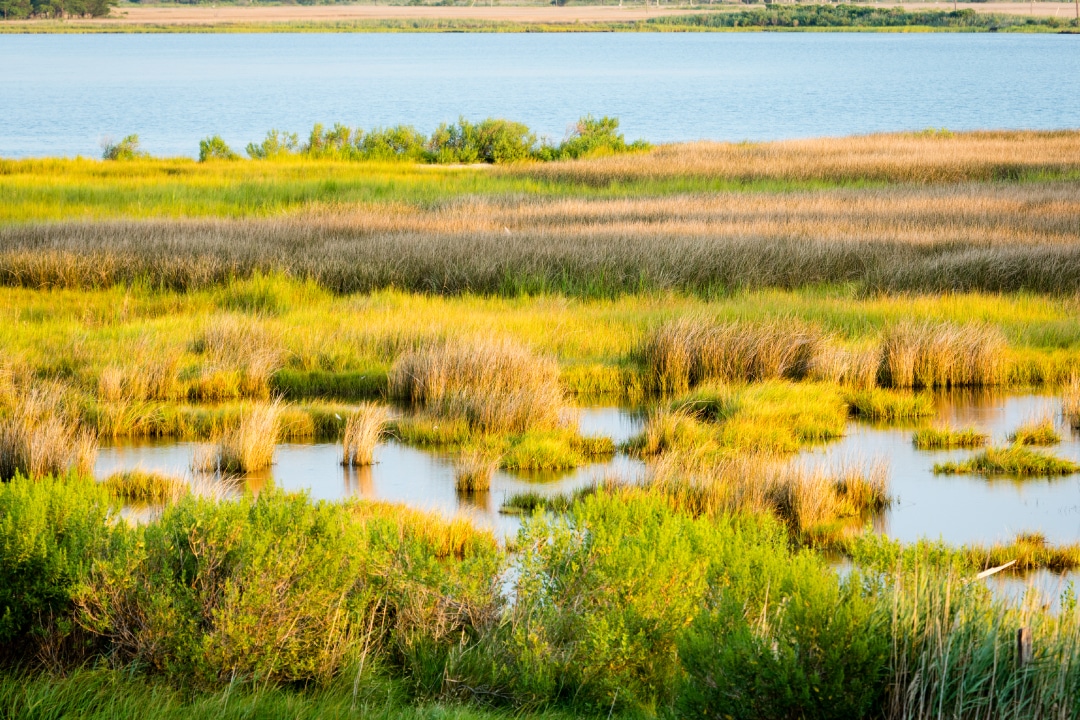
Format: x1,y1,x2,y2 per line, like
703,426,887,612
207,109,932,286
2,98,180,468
3,33,1078,157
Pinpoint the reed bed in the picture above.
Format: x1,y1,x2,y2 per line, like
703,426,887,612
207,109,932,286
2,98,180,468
517,131,1080,186
649,454,890,536
878,320,1007,389
340,403,389,467
912,426,988,450
0,383,97,481
193,399,282,474
388,338,563,434
3,179,1080,296
101,470,190,504
934,445,1080,478
193,314,285,398
453,448,500,494
1008,416,1061,446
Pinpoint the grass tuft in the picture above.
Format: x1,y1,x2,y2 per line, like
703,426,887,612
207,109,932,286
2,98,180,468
1007,416,1061,446
934,445,1080,477
0,383,97,481
878,321,1006,389
102,470,189,504
845,388,935,422
341,403,389,467
912,426,989,450
193,399,282,474
454,448,500,494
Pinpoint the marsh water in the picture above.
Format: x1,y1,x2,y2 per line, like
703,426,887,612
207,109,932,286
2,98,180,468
3,33,1080,157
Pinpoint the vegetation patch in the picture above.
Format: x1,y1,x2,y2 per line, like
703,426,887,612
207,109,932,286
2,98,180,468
101,470,189,504
912,426,989,450
845,388,935,423
1007,416,1061,446
341,403,390,467
934,445,1080,477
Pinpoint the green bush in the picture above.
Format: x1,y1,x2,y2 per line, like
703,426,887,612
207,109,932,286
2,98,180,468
245,129,300,160
0,475,117,650
544,115,648,160
197,135,239,162
102,134,148,161
428,117,537,164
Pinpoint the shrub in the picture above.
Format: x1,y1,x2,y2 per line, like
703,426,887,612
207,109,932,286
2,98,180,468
101,134,148,161
357,125,427,161
427,117,536,164
547,115,648,160
0,475,117,651
245,130,299,160
197,135,239,162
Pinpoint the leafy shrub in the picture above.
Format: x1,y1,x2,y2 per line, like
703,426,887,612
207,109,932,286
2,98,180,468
428,117,537,164
545,115,648,160
245,130,300,160
101,134,148,161
197,135,239,162
357,125,427,161
0,475,117,650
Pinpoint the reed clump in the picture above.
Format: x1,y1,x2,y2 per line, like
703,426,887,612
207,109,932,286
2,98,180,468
935,445,1080,477
641,318,827,395
193,399,282,474
1007,416,1061,446
340,403,389,467
878,321,1006,389
192,315,285,399
0,383,97,481
101,470,189,504
388,338,563,434
454,448,500,494
912,425,989,450
1063,377,1080,430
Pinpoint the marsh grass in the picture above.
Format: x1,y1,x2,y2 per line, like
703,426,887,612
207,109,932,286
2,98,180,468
934,445,1080,478
0,383,97,481
878,320,1007,389
341,403,389,467
389,338,563,434
1063,377,1080,430
193,315,285,399
102,470,189,504
1007,415,1061,446
912,426,989,450
845,388,935,422
193,399,282,474
454,448,500,494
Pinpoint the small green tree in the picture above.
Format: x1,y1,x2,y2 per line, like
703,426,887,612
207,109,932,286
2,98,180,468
198,135,240,162
101,134,148,161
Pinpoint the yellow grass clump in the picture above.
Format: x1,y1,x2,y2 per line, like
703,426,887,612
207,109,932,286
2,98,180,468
0,383,97,481
1063,377,1080,430
194,399,282,474
454,448,500,494
1007,416,1061,446
102,469,190,504
341,403,390,467
878,321,1006,389
388,338,563,434
193,314,285,398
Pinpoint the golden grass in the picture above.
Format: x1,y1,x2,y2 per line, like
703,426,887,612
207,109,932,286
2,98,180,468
1063,377,1080,430
388,338,563,434
193,314,285,399
0,383,97,480
102,469,189,504
878,321,1006,388
912,426,988,450
517,131,1080,185
3,178,1080,296
341,403,389,467
1007,415,1061,446
346,499,498,560
194,399,282,474
454,448,500,494
934,445,1080,477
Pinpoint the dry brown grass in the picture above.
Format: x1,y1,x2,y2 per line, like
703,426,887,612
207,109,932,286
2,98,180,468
518,131,1080,185
388,338,563,433
878,321,1007,389
3,180,1079,296
193,314,285,398
194,399,282,474
341,403,389,467
641,318,827,394
0,383,97,480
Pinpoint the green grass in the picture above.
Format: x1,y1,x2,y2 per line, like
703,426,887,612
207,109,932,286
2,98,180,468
101,469,188,503
845,388,936,423
1007,416,1062,446
912,426,989,450
934,445,1080,477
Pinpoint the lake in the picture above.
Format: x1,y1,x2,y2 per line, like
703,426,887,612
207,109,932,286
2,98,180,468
1,32,1078,157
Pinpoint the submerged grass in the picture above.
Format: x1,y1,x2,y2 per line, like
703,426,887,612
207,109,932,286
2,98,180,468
934,445,1080,477
912,425,989,450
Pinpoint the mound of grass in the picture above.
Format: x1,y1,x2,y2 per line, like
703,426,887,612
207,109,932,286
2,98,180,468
455,448,499,494
912,426,989,450
101,470,189,504
846,388,935,422
341,403,390,467
934,446,1080,477
1008,417,1061,446
193,399,282,473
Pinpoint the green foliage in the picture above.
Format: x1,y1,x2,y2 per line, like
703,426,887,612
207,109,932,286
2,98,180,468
934,445,1080,477
197,135,239,162
428,117,536,164
245,129,299,160
102,134,148,161
845,388,935,422
0,475,117,647
1,0,112,19
540,115,648,161
912,425,988,450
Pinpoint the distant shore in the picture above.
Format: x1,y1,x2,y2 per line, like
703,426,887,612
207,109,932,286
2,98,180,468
2,1,1077,33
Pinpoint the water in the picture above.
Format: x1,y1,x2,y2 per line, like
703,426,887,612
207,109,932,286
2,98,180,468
95,407,646,537
2,33,1079,158
801,392,1080,546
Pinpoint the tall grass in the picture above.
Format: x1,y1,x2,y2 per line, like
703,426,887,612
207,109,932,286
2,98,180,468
0,383,97,481
341,403,389,467
454,448,499,494
388,338,563,434
878,321,1007,389
1008,416,1061,446
1063,377,1080,430
912,426,988,450
101,470,189,504
193,399,282,474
